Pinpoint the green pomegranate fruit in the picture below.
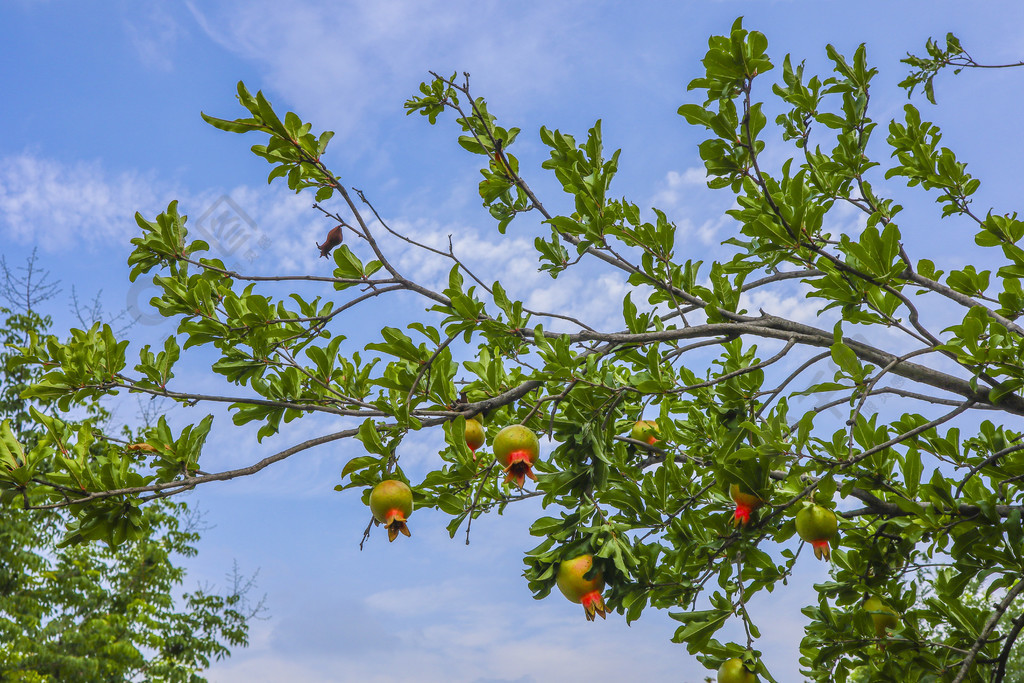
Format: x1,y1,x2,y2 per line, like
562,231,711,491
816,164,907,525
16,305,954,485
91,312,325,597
717,657,759,683
369,479,413,542
556,554,607,621
464,418,485,453
729,484,763,527
795,504,838,561
493,424,540,488
863,595,899,638
630,420,660,445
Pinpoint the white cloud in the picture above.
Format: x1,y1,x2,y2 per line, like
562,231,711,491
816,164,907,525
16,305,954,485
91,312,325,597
211,573,720,682
0,154,170,251
208,656,334,683
364,580,465,617
383,217,539,294
184,0,589,145
380,216,647,332
0,153,336,272
647,169,740,250
689,213,733,246
122,2,184,71
651,167,709,208
823,197,870,240
524,271,634,332
742,281,821,324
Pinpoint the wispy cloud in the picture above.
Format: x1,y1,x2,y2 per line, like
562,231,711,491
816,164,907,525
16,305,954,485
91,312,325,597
651,167,709,209
212,571,720,682
0,154,170,251
184,0,590,145
122,2,184,71
743,281,820,324
381,216,645,332
0,153,332,269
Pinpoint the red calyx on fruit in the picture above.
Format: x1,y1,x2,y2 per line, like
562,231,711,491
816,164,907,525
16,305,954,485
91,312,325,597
630,420,660,445
317,225,343,258
556,554,607,621
369,479,413,542
795,503,838,561
729,484,763,527
493,425,540,489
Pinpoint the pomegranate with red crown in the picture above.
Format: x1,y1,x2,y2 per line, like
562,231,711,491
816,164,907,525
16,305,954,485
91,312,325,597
556,554,608,621
493,425,540,488
369,479,413,542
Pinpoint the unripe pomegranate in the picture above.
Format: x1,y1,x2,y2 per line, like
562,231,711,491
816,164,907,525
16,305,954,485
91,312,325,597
630,420,660,445
493,424,540,488
717,657,758,683
795,504,838,561
556,554,607,621
369,479,413,542
464,418,485,453
863,595,899,638
729,484,763,527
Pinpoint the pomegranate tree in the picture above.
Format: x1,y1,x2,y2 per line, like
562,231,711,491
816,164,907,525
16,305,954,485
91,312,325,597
24,18,1024,682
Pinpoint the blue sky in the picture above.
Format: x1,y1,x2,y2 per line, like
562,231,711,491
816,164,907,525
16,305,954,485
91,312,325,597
3,2,1024,681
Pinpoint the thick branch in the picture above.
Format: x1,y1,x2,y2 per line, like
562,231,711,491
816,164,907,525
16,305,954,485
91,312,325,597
27,425,365,509
533,318,1024,415
842,486,1024,521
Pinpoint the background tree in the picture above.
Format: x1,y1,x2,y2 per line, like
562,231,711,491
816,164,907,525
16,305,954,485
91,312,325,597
918,573,1024,683
0,255,262,683
4,18,1024,682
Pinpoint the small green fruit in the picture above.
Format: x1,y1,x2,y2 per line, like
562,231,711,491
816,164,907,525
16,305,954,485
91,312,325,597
464,418,485,452
717,657,759,683
630,420,660,445
729,484,763,527
795,504,838,561
863,595,899,637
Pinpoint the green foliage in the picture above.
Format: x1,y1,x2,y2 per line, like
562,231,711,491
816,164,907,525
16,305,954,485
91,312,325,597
0,308,256,682
0,501,250,682
9,17,1024,682
900,33,966,104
